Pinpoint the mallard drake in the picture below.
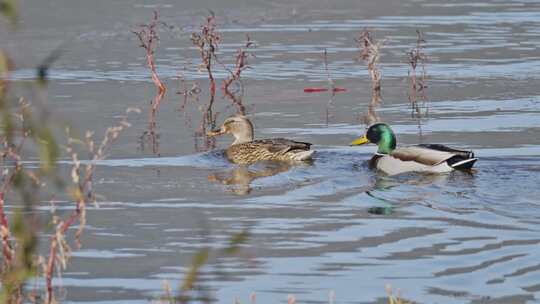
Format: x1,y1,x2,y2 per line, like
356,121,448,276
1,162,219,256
351,123,477,175
207,115,314,164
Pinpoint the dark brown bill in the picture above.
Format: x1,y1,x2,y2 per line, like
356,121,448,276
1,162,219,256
206,129,225,137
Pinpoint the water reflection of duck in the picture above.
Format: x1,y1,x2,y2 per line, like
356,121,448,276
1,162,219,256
207,115,314,164
351,123,477,175
208,162,292,195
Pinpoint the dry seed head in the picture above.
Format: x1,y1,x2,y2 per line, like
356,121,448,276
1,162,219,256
1,225,10,238
85,130,94,140
287,295,296,304
55,230,69,269
71,167,79,184
126,107,142,114
120,120,131,128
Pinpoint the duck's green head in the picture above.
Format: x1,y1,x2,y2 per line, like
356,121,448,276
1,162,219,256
350,123,397,154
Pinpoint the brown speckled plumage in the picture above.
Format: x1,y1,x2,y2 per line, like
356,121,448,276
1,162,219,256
226,138,312,164
207,116,314,164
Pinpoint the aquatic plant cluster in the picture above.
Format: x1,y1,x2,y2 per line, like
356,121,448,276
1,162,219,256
0,2,476,303
128,11,476,302
0,4,136,303
0,7,271,303
133,12,426,155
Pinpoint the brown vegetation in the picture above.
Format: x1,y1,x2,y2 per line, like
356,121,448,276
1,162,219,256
221,34,255,116
0,95,133,303
357,30,384,125
408,30,428,117
133,11,167,97
221,35,254,94
1,7,429,302
44,111,134,303
133,11,168,155
188,14,254,151
189,13,223,151
1,11,134,300
191,13,221,101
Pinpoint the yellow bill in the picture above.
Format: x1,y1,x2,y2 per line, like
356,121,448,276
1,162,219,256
350,134,369,146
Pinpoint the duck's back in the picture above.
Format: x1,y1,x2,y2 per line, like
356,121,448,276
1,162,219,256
390,145,458,166
226,138,313,164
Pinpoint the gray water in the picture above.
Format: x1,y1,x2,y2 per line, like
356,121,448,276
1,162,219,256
3,0,540,303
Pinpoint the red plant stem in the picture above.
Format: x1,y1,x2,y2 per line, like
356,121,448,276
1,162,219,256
304,87,346,93
209,72,216,96
204,45,216,98
0,162,22,267
147,50,166,97
409,67,417,104
45,196,84,304
149,89,165,120
222,41,250,91
223,88,246,115
134,11,167,111
221,53,247,116
45,168,90,303
149,11,166,96
203,53,216,135
0,191,13,264
45,120,129,302
204,16,218,96
0,132,29,268
45,236,57,304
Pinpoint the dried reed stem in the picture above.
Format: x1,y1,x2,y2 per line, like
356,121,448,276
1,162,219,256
357,30,384,125
221,34,254,93
408,30,428,117
191,13,221,100
358,30,383,105
220,35,254,115
191,13,222,151
323,49,336,124
44,110,135,303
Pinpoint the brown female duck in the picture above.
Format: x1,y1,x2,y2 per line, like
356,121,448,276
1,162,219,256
207,115,314,164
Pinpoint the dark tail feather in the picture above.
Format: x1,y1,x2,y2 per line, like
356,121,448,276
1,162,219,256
449,158,478,170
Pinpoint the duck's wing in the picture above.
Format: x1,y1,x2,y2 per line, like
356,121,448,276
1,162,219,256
252,138,312,153
390,145,467,166
417,144,477,169
417,144,474,158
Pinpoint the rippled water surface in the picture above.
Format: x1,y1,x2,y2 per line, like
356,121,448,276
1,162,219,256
3,0,540,303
